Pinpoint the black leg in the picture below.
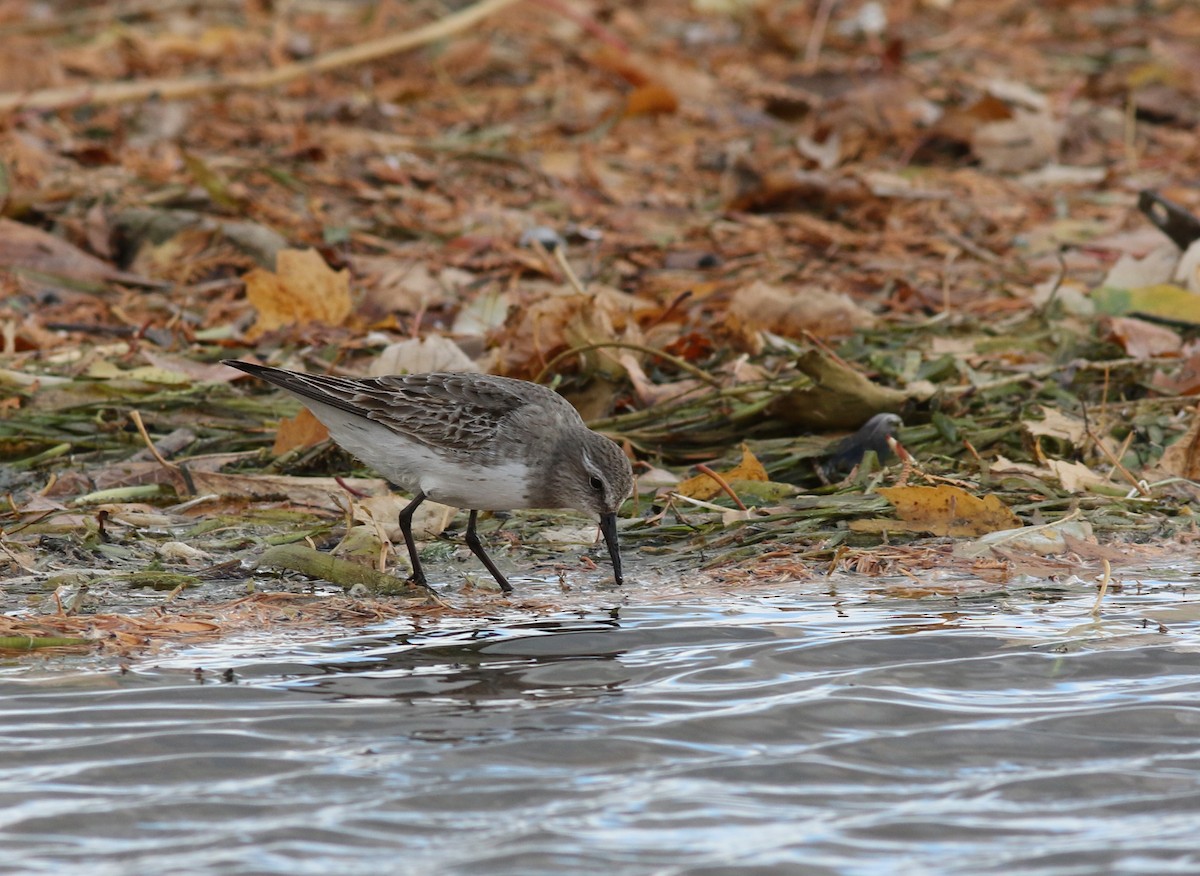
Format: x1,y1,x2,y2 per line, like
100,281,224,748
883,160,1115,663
465,510,513,593
397,492,428,586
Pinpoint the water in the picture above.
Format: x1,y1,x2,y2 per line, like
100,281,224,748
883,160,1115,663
3,571,1200,875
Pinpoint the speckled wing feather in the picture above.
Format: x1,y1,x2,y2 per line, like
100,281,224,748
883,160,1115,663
223,362,578,453
354,373,574,452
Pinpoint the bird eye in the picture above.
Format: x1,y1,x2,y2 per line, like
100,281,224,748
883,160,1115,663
589,476,604,491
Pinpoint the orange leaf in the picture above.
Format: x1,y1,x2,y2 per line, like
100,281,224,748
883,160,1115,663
244,248,351,339
625,83,678,116
272,408,329,455
677,444,768,501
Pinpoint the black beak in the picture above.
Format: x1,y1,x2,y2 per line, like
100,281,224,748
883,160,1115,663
599,512,623,586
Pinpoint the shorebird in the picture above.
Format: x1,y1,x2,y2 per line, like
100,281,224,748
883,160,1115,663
224,361,634,593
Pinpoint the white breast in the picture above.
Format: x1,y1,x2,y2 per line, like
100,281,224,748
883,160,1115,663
302,399,535,510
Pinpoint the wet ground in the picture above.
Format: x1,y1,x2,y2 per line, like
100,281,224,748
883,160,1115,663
3,567,1200,875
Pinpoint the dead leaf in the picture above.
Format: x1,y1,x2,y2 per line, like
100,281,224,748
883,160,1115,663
1093,284,1200,326
972,109,1063,172
876,484,1022,537
244,249,352,339
728,280,877,340
127,228,215,283
188,471,389,508
620,352,704,407
1046,459,1110,494
725,169,874,215
956,518,1094,558
1156,408,1200,481
0,218,143,284
1101,246,1179,291
272,408,329,455
676,444,768,501
625,83,678,116
489,286,638,380
931,93,1013,146
1024,407,1087,446
1104,316,1182,359
141,351,244,383
1061,533,1140,563
1153,351,1200,395
353,258,459,318
356,494,454,542
989,454,1048,478
86,360,191,385
769,349,911,430
369,337,479,376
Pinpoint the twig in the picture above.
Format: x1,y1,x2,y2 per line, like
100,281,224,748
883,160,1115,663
940,229,1002,266
804,0,837,66
1036,247,1068,318
0,0,525,112
1103,431,1135,485
129,410,174,471
553,246,589,297
694,464,747,511
800,331,854,370
669,493,735,513
1084,426,1151,497
1091,558,1111,616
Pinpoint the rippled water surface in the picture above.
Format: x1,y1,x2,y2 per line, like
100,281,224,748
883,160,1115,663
4,570,1200,875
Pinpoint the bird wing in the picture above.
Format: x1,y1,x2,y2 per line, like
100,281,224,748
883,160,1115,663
354,373,546,452
225,362,571,454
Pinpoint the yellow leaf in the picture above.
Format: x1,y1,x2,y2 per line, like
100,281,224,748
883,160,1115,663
677,444,768,501
1095,284,1200,325
877,484,1021,537
245,249,351,339
85,361,191,385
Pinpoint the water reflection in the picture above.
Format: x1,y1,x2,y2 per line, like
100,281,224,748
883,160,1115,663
283,618,629,705
1,576,1200,874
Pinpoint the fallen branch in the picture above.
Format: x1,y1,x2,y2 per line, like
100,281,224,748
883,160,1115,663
258,543,440,600
0,0,525,113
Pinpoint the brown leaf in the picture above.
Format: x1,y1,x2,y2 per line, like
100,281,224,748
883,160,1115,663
0,218,125,283
490,286,637,380
1153,351,1200,396
188,471,389,508
244,249,352,339
625,83,678,116
272,408,330,455
932,94,1013,145
1104,316,1182,360
1157,408,1200,481
769,349,912,430
972,109,1063,172
728,280,877,340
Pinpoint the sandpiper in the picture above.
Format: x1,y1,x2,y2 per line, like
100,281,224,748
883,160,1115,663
223,360,634,593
